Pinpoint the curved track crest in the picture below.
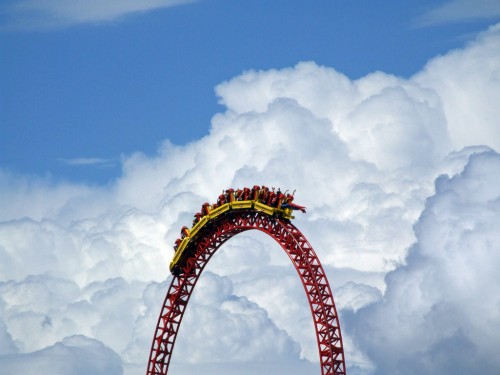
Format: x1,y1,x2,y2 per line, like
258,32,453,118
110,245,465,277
147,208,346,375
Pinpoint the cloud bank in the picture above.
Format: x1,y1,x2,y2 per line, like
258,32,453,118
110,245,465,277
0,24,499,375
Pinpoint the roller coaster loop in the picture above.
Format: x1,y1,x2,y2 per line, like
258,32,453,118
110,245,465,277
147,194,346,375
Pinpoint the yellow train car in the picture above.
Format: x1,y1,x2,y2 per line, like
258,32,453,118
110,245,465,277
169,198,297,274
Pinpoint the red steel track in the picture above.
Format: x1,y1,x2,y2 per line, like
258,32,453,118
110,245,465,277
147,209,346,375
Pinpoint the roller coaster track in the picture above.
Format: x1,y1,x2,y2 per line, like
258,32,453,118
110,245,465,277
147,205,346,374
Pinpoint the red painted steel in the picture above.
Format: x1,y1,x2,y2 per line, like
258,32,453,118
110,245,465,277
147,210,346,375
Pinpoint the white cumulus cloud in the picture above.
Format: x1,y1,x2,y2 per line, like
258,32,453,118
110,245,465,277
348,150,500,374
0,335,123,375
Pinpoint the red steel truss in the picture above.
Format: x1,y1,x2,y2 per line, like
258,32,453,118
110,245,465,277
147,210,346,375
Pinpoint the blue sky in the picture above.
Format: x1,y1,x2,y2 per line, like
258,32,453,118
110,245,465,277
1,0,499,183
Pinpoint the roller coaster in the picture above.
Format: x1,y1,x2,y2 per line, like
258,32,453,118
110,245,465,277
148,186,346,375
